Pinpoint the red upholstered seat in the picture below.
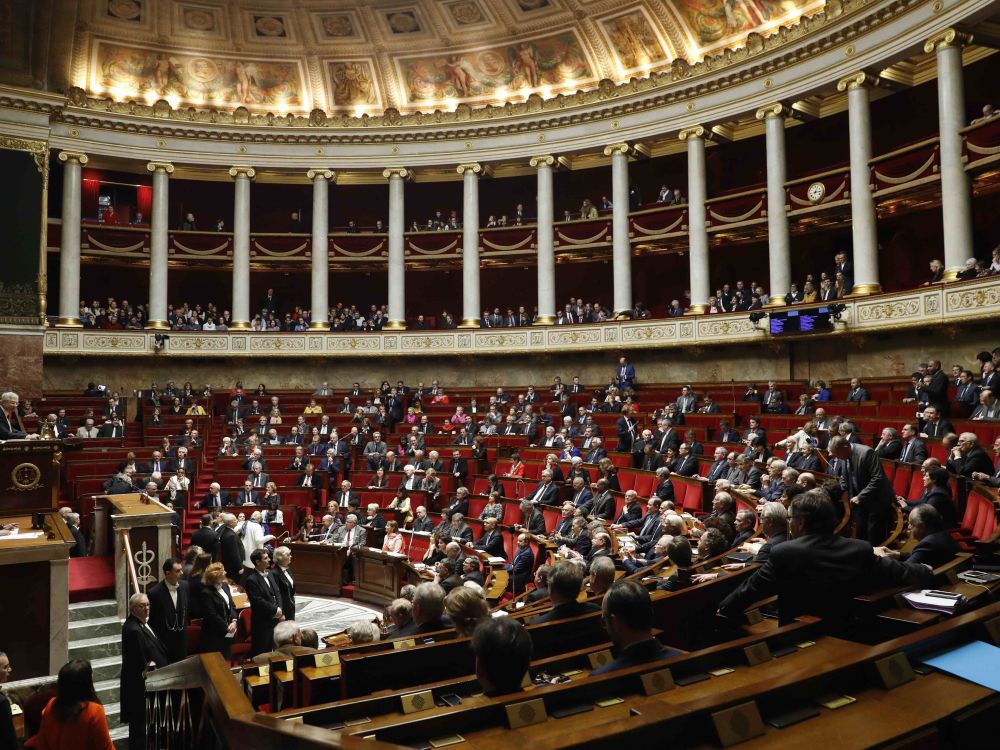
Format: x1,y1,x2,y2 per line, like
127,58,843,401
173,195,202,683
618,472,636,492
959,488,998,541
906,470,925,501
892,465,912,497
633,473,656,497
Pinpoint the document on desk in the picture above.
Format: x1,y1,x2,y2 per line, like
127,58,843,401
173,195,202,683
923,640,1000,691
0,532,45,541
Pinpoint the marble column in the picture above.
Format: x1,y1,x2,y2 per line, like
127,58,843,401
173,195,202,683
837,73,881,295
145,161,174,329
679,127,710,314
457,163,484,328
307,169,335,329
925,29,974,281
604,142,633,316
756,104,791,307
383,168,409,330
228,166,255,329
57,151,88,327
530,155,556,325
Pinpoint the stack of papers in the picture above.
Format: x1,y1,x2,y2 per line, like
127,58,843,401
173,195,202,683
902,590,965,613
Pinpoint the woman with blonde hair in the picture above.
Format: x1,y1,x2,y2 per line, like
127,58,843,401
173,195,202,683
199,563,237,661
445,586,490,636
387,487,413,526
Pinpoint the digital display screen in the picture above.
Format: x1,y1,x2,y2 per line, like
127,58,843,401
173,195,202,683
768,307,834,335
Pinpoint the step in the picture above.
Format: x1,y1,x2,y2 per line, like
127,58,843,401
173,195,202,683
110,724,129,749
90,654,124,683
69,634,122,663
95,676,121,706
69,599,118,622
69,615,121,642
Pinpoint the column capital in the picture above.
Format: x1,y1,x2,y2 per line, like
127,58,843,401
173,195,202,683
307,168,336,182
678,125,706,141
529,154,555,169
57,151,88,165
754,103,791,121
146,161,175,174
457,162,491,177
924,28,973,54
228,165,256,179
382,167,410,180
836,72,878,92
603,142,632,157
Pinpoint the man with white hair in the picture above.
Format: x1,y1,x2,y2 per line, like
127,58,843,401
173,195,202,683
272,545,296,621
200,481,229,510
400,463,421,491
332,514,367,582
241,511,275,570
0,392,35,440
585,436,606,464
120,592,169,748
66,512,87,557
947,432,995,478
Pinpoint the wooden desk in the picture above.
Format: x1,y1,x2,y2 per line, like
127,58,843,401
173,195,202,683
287,541,347,596
354,547,422,607
0,511,74,679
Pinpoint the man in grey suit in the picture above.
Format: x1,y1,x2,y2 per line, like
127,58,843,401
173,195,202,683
331,513,367,582
828,435,894,543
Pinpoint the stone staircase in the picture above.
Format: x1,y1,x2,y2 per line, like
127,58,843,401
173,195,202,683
67,599,129,748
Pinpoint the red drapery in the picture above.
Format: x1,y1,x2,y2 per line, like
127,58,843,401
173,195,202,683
81,179,100,220
137,185,152,220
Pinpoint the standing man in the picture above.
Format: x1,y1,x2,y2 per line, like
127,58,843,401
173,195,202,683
147,558,189,663
120,592,170,749
219,513,244,581
271,545,296,622
616,357,636,391
244,548,283,656
828,435,894,543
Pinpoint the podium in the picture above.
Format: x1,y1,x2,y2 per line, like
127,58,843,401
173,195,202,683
354,547,423,607
92,493,175,619
0,439,64,513
287,542,347,596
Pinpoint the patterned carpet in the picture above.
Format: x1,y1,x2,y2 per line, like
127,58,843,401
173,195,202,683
293,595,381,639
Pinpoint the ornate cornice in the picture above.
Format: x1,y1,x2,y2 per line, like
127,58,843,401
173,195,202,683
0,135,47,156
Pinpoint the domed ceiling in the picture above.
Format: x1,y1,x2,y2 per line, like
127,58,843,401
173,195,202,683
71,0,824,114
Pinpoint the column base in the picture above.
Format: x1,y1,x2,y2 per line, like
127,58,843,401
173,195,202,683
846,283,882,297
308,321,330,330
55,317,82,328
533,316,555,326
383,320,406,330
228,321,251,330
458,319,481,329
685,304,706,315
940,268,962,283
145,320,170,330
763,297,786,308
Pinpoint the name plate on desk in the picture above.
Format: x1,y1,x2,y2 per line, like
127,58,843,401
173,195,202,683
640,668,675,696
400,689,435,714
314,652,339,667
743,643,772,666
393,639,416,650
711,701,765,747
506,698,548,729
873,652,915,690
587,649,613,670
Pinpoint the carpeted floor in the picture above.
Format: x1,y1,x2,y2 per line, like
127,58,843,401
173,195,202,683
294,595,382,639
68,555,115,603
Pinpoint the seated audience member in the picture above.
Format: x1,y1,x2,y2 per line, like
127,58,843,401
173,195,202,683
395,582,448,636
470,618,533,697
592,579,683,675
27,659,115,750
947,432,996,478
656,537,697,591
385,598,413,634
876,505,959,569
382,520,403,553
718,489,934,626
445,586,490,636
531,561,600,623
588,555,616,596
346,620,380,644
902,466,957,529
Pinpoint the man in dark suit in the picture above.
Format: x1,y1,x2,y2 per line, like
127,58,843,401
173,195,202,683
524,471,559,506
190,514,219,556
333,479,361,510
396,581,450,636
200,482,230,510
65,512,88,557
898,424,927,464
830,436,895,543
235,480,258,507
719,490,933,626
923,359,950,414
471,517,506,558
615,357,636,390
569,476,593,509
919,405,954,439
97,415,125,438
244,548,284,655
586,479,616,521
531,560,600,623
271,546,296,621
947,432,996,479
846,378,870,402
121,592,170,749
147,558,188,663
972,436,1000,487
142,450,172,477
876,504,959,569
874,427,903,460
717,420,741,443
509,534,535,594
612,491,644,530
672,444,699,476
616,410,638,452
591,579,682,675
705,447,729,482
219,514,244,581
449,451,469,487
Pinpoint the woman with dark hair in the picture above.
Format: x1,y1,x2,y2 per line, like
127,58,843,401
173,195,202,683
26,659,113,749
185,551,214,619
